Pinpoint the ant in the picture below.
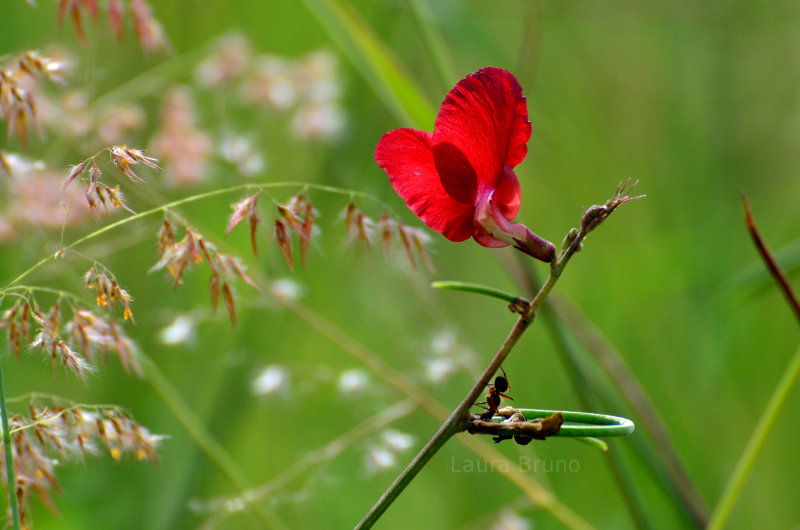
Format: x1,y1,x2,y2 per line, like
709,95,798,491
476,366,513,421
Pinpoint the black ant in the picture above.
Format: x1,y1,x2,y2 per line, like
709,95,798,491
476,366,513,421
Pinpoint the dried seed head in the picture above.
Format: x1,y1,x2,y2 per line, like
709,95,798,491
110,145,151,183
61,162,86,192
408,227,435,272
379,214,394,257
274,219,293,270
227,195,258,234
108,0,125,40
130,0,170,55
1,51,64,144
580,180,644,235
343,203,374,247
221,282,236,326
277,204,303,235
156,220,176,256
299,200,315,267
209,273,220,314
397,223,416,270
126,146,159,168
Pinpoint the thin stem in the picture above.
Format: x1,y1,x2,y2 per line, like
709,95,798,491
197,400,417,522
355,232,587,530
284,300,591,529
0,181,389,291
0,357,21,530
547,295,709,526
741,193,800,323
706,342,800,530
406,0,457,90
707,196,800,528
431,280,519,304
536,304,652,530
139,355,275,527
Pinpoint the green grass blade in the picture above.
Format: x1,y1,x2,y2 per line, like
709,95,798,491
301,0,436,129
707,342,800,530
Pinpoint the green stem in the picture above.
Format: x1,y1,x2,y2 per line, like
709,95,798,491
0,181,386,291
0,358,21,530
139,355,275,527
431,281,519,304
355,233,586,530
707,341,800,530
511,409,634,437
405,0,457,90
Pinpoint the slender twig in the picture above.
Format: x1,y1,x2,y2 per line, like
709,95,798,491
707,341,800,530
0,181,391,291
196,400,417,528
707,196,800,530
0,356,21,530
283,300,592,529
741,193,800,323
355,230,588,530
0,182,585,527
139,355,275,527
355,184,641,529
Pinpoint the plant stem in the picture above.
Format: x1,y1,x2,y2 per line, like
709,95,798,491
706,341,800,530
139,355,275,527
506,251,708,527
0,357,21,530
0,181,389,292
355,234,586,529
285,300,591,529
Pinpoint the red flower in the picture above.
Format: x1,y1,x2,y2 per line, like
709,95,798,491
375,67,555,262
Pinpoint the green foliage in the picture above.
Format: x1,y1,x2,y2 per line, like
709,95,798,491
1,1,799,529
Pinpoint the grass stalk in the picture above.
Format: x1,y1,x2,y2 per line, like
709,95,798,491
706,342,800,529
0,357,21,530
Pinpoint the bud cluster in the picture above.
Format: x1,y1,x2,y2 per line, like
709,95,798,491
1,51,65,144
151,220,259,325
57,0,169,54
0,297,140,380
3,402,163,526
60,145,158,217
345,203,434,271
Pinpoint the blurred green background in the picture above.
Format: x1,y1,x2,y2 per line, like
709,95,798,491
2,1,800,528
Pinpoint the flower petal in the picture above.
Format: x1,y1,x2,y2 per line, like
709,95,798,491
473,192,555,262
494,165,521,220
432,67,531,196
375,128,474,242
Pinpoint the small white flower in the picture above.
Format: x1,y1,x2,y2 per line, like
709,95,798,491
424,357,457,383
430,329,457,356
159,314,195,345
337,369,369,395
491,510,531,530
380,429,414,452
364,444,395,474
251,365,289,395
269,278,303,302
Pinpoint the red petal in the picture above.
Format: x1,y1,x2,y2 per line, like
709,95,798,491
493,165,521,220
432,67,531,197
375,128,474,242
